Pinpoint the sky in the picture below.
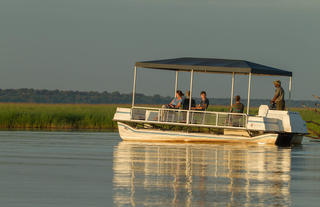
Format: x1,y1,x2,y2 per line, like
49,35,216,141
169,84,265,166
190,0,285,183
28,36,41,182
0,0,319,100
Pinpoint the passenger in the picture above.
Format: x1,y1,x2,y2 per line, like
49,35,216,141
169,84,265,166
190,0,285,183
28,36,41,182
230,95,244,113
182,90,196,110
163,90,184,109
230,95,245,127
271,80,285,110
194,91,209,110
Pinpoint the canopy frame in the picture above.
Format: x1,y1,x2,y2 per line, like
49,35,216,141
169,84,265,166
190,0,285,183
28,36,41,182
174,71,179,97
230,72,235,106
132,57,293,117
135,57,293,77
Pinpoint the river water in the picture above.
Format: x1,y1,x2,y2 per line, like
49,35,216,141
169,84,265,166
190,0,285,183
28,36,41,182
0,131,319,207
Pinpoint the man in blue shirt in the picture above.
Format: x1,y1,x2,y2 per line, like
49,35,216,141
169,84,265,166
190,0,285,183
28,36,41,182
194,91,209,110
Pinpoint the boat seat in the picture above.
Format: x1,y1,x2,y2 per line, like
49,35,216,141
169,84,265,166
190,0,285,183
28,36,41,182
258,105,269,117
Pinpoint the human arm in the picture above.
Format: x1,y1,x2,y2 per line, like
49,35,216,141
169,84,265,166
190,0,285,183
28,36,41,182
194,103,207,110
271,89,280,103
168,98,176,107
201,103,207,110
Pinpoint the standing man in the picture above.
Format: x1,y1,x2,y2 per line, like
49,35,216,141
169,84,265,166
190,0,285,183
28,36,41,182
271,80,285,110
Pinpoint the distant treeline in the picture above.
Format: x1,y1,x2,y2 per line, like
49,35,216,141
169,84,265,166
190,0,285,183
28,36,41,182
0,88,317,107
0,88,170,104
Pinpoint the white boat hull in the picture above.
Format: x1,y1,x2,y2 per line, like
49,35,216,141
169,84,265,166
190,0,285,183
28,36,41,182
117,122,280,144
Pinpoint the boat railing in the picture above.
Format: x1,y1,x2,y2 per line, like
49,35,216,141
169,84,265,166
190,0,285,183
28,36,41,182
130,106,247,129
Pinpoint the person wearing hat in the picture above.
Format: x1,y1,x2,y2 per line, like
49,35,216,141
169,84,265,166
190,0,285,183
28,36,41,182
271,80,285,110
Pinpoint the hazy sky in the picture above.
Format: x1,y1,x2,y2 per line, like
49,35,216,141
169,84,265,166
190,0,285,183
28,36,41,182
0,0,319,100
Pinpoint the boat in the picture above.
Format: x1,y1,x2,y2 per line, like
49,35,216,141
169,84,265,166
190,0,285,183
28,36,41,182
113,57,308,145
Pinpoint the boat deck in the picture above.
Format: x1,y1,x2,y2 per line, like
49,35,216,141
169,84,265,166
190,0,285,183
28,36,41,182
114,107,248,130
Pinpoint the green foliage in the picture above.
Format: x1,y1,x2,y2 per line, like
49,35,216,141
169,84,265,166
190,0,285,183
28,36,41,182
292,108,320,137
0,88,171,104
0,103,122,130
0,104,318,134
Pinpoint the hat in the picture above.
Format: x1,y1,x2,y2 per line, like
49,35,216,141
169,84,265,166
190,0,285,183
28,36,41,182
273,80,281,85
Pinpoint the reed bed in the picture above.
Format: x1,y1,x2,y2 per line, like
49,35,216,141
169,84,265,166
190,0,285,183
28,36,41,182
0,103,318,135
295,108,320,138
0,103,123,130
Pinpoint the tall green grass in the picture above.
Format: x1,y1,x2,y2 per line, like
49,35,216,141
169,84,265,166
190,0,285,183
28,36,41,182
0,103,122,130
293,108,320,137
0,103,318,136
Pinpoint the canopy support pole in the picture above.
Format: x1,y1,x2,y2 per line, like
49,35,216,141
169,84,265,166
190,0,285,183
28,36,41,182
289,76,292,100
174,71,179,97
187,70,194,124
247,73,252,115
230,72,235,106
132,66,137,107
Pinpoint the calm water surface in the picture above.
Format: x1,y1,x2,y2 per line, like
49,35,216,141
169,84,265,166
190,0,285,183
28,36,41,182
0,131,319,207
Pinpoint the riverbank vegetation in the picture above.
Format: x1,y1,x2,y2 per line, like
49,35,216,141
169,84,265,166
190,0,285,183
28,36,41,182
0,103,318,136
0,103,120,130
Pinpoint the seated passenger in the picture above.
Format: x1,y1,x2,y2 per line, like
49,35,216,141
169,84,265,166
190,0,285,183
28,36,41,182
182,90,196,110
194,91,209,110
163,90,184,109
230,95,244,113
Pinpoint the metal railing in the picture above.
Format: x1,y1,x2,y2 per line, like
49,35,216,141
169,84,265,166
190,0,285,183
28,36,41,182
131,107,247,129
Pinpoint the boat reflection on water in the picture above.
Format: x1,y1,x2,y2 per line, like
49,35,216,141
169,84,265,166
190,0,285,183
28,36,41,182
113,141,291,206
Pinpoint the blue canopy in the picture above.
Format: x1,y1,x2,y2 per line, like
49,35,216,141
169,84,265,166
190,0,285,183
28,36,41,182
135,57,292,77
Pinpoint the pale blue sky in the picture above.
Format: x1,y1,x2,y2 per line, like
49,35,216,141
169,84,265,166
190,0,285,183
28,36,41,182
0,0,319,100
